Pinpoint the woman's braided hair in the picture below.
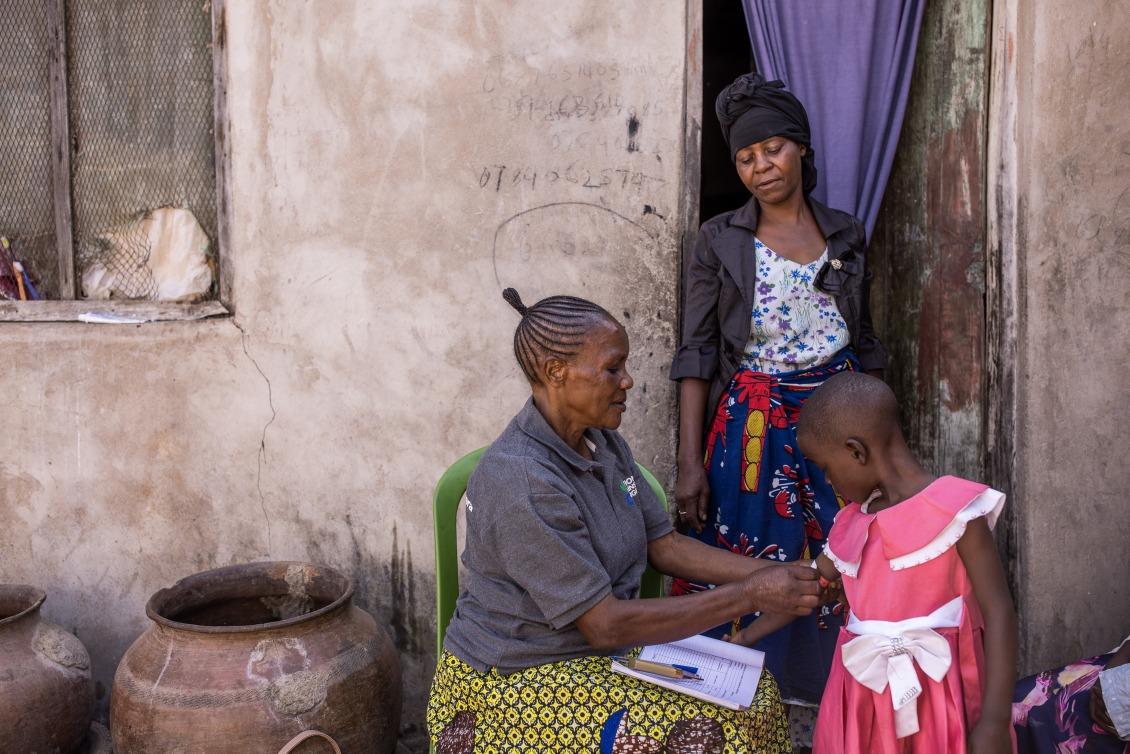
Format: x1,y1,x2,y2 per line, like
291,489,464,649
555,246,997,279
502,288,616,384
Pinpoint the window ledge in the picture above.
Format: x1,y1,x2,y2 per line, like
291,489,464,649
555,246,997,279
0,300,229,323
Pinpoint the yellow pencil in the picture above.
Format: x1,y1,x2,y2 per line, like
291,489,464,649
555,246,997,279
611,656,703,681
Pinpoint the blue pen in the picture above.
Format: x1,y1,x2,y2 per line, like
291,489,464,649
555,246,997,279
611,656,703,681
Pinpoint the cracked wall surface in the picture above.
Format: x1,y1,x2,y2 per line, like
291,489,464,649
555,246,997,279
233,318,279,552
0,3,686,749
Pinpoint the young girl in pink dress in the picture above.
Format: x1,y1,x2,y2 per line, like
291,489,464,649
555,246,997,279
727,372,1017,753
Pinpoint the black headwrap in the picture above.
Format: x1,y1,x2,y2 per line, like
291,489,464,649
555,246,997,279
715,73,818,194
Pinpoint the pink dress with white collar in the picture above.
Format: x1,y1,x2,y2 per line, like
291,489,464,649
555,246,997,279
813,475,1016,754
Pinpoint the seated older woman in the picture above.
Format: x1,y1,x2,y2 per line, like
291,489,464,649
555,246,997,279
426,289,822,754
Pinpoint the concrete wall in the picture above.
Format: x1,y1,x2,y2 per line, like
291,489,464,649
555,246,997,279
0,3,687,749
991,0,1130,672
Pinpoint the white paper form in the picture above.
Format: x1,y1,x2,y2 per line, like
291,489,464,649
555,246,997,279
611,634,765,710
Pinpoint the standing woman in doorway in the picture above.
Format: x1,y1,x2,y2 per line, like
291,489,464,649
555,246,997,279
669,73,887,745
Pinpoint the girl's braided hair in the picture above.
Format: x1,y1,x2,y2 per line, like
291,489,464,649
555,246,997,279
502,288,616,384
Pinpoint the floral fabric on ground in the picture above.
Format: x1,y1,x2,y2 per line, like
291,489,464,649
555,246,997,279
1013,650,1130,754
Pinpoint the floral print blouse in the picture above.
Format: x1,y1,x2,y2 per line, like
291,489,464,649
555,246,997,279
741,238,849,375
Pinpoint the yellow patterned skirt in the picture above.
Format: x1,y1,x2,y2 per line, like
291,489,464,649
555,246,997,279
427,650,790,753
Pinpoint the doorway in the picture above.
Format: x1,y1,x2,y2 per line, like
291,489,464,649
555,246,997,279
698,1,754,223
693,0,991,488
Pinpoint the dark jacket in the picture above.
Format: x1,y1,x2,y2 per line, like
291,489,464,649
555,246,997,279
670,196,888,424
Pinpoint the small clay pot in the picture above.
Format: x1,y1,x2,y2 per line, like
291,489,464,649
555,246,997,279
111,561,402,753
0,585,94,754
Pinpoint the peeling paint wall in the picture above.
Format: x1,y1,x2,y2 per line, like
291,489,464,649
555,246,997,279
0,3,686,749
996,0,1130,671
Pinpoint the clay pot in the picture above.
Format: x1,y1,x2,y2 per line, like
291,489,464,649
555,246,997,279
111,562,402,753
0,585,94,754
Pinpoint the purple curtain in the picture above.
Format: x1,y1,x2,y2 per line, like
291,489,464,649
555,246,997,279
742,1,926,238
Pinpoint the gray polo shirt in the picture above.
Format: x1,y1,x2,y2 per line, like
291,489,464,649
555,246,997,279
443,398,673,674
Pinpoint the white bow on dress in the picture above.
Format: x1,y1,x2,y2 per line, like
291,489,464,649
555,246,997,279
840,597,964,738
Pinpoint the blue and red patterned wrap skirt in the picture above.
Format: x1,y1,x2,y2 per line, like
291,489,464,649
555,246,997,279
673,349,858,706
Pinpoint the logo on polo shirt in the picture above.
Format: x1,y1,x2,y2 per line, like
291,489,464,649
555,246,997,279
619,476,638,506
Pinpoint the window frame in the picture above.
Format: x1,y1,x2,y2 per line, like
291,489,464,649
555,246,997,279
1,0,232,322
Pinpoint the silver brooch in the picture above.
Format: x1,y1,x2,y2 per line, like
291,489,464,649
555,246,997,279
830,259,843,270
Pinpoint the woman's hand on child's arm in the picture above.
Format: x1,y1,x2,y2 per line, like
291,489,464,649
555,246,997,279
725,553,845,646
957,517,1017,754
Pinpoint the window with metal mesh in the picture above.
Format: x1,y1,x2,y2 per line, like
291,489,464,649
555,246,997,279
0,1,58,299
0,0,217,303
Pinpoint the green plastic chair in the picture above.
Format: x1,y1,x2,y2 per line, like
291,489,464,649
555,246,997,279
431,447,670,659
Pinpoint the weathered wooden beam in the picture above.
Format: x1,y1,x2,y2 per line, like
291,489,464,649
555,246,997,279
0,300,229,323
47,0,75,299
986,0,1023,658
212,0,234,310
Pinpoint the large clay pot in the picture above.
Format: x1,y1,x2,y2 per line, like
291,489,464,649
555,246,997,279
111,561,402,753
0,585,94,754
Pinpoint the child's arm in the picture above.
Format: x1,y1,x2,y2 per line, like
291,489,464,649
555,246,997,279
724,610,793,645
956,517,1017,754
812,552,840,584
724,554,842,646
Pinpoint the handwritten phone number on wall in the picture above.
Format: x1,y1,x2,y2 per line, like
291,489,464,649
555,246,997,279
476,164,667,193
